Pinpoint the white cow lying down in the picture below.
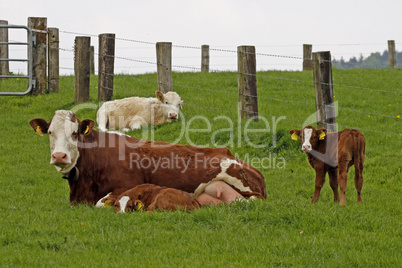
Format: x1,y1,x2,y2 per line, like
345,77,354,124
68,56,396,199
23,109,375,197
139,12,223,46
97,90,183,132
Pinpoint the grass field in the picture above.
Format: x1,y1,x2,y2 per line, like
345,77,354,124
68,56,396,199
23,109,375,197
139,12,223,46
0,69,401,267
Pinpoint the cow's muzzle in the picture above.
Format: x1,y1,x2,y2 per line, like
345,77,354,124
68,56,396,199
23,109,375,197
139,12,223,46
51,152,70,166
169,113,178,120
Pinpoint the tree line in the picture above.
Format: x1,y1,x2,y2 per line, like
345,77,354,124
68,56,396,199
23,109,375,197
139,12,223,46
332,50,401,69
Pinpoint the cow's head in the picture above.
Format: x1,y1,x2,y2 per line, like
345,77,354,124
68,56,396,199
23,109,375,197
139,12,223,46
289,126,327,153
155,90,183,121
29,110,95,174
115,196,145,214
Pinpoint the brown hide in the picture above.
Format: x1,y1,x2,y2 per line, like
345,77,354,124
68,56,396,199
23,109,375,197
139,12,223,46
68,129,266,204
114,184,200,212
147,187,200,212
289,126,365,205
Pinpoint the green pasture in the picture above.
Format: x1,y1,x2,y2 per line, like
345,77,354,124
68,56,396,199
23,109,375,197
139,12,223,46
0,69,401,267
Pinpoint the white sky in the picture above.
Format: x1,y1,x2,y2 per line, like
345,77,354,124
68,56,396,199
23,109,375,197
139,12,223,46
2,0,401,75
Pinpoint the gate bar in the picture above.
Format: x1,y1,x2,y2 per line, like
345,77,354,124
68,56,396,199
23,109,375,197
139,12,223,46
0,24,35,96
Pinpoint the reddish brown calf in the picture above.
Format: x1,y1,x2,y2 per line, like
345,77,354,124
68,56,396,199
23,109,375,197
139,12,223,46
289,126,365,205
103,184,200,213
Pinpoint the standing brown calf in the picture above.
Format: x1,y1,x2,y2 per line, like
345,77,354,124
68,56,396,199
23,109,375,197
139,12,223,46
289,126,365,205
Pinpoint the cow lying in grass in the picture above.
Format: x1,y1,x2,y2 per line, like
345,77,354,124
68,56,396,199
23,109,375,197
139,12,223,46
289,126,365,205
30,110,266,206
96,90,183,132
96,181,246,213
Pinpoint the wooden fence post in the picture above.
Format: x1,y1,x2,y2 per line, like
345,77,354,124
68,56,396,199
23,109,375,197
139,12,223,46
303,44,313,71
238,45,258,121
28,17,47,95
313,51,337,132
0,20,9,77
90,46,95,75
201,45,209,72
156,42,173,93
48,27,59,93
98,33,115,102
388,40,396,68
74,36,90,104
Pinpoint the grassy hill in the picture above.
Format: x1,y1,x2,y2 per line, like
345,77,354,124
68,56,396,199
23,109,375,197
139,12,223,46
0,69,401,266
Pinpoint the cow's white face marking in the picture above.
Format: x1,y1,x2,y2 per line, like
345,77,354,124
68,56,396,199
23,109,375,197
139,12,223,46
302,128,313,152
193,158,252,198
160,92,183,121
95,193,112,208
117,196,130,214
48,110,80,173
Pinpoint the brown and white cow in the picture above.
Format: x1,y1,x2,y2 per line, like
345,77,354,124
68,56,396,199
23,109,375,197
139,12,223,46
289,126,365,205
30,110,266,205
97,184,200,213
96,90,183,132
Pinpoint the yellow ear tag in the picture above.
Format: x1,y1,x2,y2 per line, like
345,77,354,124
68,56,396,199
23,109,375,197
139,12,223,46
319,131,326,140
291,132,299,140
136,202,144,211
84,125,90,135
35,126,43,136
104,200,112,208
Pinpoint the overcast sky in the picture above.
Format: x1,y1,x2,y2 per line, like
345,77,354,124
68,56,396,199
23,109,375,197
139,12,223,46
2,0,401,74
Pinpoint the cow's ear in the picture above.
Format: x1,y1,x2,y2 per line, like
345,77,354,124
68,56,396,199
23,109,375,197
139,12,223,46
180,100,184,109
134,200,145,211
317,128,327,140
289,129,301,140
155,90,164,102
79,119,95,135
29,119,49,136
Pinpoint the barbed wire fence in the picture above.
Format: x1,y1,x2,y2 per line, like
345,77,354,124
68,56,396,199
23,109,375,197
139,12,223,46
3,26,400,136
57,31,401,136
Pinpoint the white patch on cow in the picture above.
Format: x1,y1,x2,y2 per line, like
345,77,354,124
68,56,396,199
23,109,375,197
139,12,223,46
95,192,112,208
48,110,80,174
106,130,128,137
117,196,130,214
302,128,313,152
192,159,252,198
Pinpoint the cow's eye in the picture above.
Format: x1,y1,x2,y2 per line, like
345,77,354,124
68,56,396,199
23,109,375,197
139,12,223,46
48,131,52,135
72,131,78,140
165,101,168,104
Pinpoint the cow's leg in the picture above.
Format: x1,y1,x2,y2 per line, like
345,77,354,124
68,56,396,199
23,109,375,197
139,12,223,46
338,160,350,206
312,170,326,203
129,116,146,130
196,193,223,206
354,162,364,203
328,168,340,202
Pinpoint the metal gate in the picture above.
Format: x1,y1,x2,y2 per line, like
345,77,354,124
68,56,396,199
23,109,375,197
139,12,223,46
0,24,35,96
